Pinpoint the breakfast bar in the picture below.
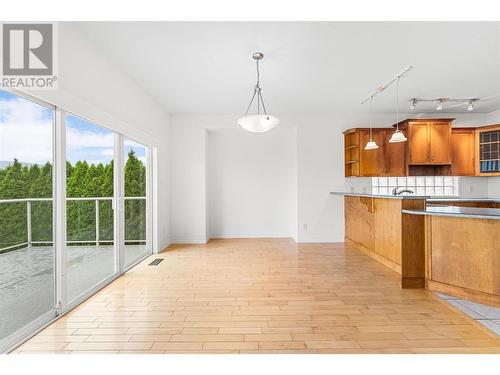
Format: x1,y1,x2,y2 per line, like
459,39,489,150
333,192,500,306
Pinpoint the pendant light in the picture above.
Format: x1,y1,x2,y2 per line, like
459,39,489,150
237,52,279,133
364,96,379,150
389,76,407,143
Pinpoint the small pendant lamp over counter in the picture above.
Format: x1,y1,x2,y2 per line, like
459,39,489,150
389,76,407,143
364,96,379,150
237,52,280,133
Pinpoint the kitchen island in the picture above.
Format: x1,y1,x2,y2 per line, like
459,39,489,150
331,192,428,288
403,205,500,307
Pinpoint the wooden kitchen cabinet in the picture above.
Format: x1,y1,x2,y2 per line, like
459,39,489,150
359,130,382,176
451,128,475,176
406,120,452,165
475,124,500,176
408,122,429,164
344,128,407,177
379,128,406,176
430,122,452,164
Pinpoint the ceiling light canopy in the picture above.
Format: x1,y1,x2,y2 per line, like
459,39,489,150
237,52,279,133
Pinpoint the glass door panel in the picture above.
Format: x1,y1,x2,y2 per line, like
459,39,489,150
0,90,55,345
65,114,116,302
123,138,150,267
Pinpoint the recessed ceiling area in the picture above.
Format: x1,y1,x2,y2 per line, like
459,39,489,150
75,22,500,114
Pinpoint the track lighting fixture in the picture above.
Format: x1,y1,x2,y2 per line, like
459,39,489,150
361,67,412,145
410,97,482,112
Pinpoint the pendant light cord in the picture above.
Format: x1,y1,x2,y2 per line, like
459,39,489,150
369,96,373,140
243,56,268,117
256,60,260,86
395,76,400,131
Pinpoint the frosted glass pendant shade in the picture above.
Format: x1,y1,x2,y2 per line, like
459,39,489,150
364,140,379,150
389,130,407,143
237,114,280,133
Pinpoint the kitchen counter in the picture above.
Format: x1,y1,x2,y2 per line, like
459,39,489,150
403,205,500,220
330,191,429,200
428,197,500,203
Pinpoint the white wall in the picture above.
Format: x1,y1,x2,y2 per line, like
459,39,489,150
26,23,171,251
488,178,500,198
169,116,209,243
487,109,500,124
207,128,297,239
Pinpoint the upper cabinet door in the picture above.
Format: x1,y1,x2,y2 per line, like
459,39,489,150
451,128,475,176
429,122,452,164
408,122,429,164
359,130,382,176
380,129,406,176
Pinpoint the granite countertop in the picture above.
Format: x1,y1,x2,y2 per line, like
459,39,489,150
329,191,429,200
402,205,500,220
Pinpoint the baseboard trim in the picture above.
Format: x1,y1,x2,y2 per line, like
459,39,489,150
296,237,344,243
427,280,500,308
170,239,208,244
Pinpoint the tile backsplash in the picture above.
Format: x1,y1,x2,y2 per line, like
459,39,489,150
371,176,459,196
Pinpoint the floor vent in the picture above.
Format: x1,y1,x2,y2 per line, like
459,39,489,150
148,258,164,266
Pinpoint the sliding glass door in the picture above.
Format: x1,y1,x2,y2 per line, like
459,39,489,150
65,114,117,302
0,90,56,349
0,89,154,352
123,138,151,268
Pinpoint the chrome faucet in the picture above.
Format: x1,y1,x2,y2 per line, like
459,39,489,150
392,186,414,195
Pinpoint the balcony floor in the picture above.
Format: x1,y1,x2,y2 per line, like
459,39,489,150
11,239,500,354
0,244,147,340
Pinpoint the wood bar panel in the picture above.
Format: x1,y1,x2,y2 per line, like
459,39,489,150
344,196,426,288
425,215,500,306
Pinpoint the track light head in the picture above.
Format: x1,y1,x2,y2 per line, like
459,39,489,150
410,98,417,111
436,100,444,111
466,100,475,111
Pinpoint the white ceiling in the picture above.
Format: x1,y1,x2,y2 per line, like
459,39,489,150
75,22,500,115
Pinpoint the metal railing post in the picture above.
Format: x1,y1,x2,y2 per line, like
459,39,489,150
27,200,32,248
95,199,100,246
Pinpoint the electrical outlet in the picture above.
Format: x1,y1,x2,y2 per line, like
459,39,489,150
303,223,308,230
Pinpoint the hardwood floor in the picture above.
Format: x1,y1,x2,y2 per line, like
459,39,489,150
13,239,500,354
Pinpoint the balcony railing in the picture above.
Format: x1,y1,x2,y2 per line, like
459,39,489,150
0,196,146,254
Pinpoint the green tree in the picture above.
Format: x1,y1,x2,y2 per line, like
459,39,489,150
1,152,145,251
124,150,146,242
